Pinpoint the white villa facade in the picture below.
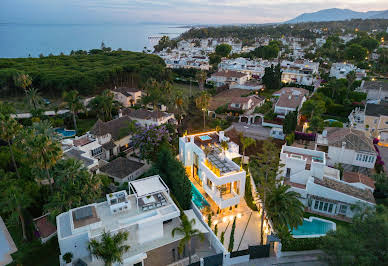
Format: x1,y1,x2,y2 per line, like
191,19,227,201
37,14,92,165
56,175,186,266
280,60,319,86
280,145,375,219
329,63,366,80
179,131,246,210
316,128,377,170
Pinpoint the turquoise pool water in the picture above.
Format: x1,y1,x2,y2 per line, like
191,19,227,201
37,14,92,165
55,128,76,138
292,217,335,237
191,183,209,209
199,135,211,141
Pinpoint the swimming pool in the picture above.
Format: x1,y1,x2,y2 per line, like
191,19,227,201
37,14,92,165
199,135,212,141
191,183,209,209
291,217,336,238
55,128,76,138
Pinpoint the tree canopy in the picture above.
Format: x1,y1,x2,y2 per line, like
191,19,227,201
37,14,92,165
0,50,167,96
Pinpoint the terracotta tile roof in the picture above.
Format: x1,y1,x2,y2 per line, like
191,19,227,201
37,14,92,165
99,157,144,179
275,91,305,109
343,171,375,189
122,108,170,120
272,87,309,97
325,127,375,153
314,177,375,203
284,179,306,189
34,215,56,238
112,87,140,97
212,70,247,78
90,117,133,141
73,136,94,147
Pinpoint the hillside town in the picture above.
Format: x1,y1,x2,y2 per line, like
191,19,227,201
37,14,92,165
0,20,388,266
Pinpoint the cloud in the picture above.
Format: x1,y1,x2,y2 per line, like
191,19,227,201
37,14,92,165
1,0,387,24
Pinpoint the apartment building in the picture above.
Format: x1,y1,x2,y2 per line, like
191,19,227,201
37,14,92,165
179,131,246,210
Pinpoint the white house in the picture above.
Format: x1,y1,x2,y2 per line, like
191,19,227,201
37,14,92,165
207,70,250,87
316,127,377,170
280,60,319,86
56,175,208,266
273,87,309,118
89,117,135,161
111,87,142,107
357,80,388,102
179,131,246,210
280,145,375,219
228,95,265,112
329,63,366,80
121,108,176,128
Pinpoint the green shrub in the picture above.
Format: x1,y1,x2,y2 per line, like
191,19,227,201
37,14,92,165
228,217,236,252
215,104,229,114
281,237,324,251
214,224,218,236
286,133,295,145
220,231,225,244
245,176,258,211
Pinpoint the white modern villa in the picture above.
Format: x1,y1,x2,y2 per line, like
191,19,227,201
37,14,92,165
56,175,193,266
179,131,246,210
280,145,375,219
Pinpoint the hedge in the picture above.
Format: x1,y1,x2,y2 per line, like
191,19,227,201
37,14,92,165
281,237,324,251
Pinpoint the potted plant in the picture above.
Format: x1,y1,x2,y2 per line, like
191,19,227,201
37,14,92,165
63,252,73,265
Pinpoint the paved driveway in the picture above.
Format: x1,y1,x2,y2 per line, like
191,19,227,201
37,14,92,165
230,123,271,140
378,146,388,173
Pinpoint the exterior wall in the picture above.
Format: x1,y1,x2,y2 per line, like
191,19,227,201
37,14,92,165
179,135,246,209
306,179,374,218
328,146,376,169
130,114,175,128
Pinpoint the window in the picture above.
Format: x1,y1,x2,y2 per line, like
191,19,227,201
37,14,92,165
91,147,102,156
374,119,378,124
318,201,323,211
323,202,328,212
356,154,362,161
314,201,319,209
368,156,374,163
363,155,368,162
207,179,213,189
339,205,348,215
134,262,142,266
328,203,333,213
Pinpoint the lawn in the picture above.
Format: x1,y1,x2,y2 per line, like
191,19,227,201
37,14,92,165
8,224,60,266
76,117,98,136
172,82,201,98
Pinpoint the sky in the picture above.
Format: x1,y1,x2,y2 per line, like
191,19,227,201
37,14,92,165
1,0,387,25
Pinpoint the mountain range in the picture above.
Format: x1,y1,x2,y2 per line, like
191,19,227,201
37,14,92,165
286,8,388,24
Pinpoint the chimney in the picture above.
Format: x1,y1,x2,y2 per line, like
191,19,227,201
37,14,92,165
219,131,225,142
288,95,292,100
118,109,123,118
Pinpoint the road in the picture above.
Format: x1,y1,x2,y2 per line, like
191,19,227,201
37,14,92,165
231,122,271,140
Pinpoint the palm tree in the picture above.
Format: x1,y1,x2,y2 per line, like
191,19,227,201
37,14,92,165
249,141,282,244
220,140,228,159
142,79,165,117
172,215,204,265
0,114,22,179
0,176,34,240
13,72,32,91
25,87,43,111
27,133,62,191
195,91,210,129
173,90,185,125
62,90,84,131
195,71,207,90
88,231,130,266
240,136,256,167
265,183,304,231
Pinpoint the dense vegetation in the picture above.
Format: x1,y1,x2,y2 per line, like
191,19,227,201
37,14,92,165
180,19,388,42
0,50,168,96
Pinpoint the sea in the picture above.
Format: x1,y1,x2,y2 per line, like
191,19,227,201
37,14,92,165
0,23,188,58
